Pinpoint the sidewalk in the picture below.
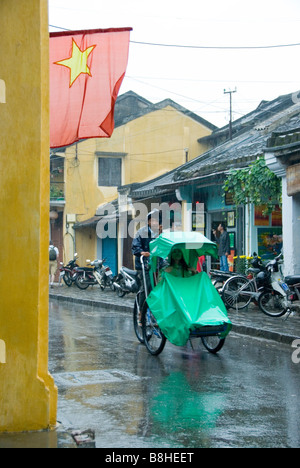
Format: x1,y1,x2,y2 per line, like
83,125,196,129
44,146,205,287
49,283,300,345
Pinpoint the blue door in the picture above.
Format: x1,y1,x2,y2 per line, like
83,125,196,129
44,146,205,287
101,237,118,275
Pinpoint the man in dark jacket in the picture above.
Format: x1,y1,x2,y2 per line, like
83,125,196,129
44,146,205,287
131,210,161,311
131,209,160,270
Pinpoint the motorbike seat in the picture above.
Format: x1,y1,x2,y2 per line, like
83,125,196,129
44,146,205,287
248,267,261,275
123,267,138,277
285,275,300,286
77,266,94,272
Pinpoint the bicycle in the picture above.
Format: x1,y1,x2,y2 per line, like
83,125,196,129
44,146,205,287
221,273,262,310
133,233,232,356
221,257,286,317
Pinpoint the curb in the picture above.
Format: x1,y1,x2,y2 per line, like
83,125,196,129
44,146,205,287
49,292,134,313
230,323,298,346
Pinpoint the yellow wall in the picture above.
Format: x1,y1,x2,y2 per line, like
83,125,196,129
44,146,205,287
0,0,57,431
96,105,212,186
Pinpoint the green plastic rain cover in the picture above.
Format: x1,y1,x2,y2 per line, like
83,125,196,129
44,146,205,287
146,232,231,347
147,271,232,346
149,231,219,276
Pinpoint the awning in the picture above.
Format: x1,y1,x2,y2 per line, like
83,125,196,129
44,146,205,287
73,216,102,230
73,213,119,230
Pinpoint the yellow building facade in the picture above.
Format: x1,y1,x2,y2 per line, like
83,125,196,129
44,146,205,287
0,0,57,431
51,93,216,267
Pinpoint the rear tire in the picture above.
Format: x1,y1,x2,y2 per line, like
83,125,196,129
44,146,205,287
258,290,286,317
201,336,225,354
117,280,126,297
63,271,72,287
75,275,89,290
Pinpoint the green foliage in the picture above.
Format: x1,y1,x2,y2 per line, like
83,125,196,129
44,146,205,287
223,157,281,214
50,184,64,199
234,255,256,274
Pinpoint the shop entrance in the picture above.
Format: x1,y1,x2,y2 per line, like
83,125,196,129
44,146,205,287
206,208,244,271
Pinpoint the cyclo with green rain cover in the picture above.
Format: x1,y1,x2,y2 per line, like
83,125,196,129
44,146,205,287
133,231,232,355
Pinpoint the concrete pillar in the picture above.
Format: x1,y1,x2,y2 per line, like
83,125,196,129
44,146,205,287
0,0,57,431
281,177,300,276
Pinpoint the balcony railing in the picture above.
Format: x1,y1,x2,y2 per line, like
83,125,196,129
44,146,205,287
50,182,65,201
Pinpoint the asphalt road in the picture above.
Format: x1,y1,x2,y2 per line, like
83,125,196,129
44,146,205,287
47,299,300,448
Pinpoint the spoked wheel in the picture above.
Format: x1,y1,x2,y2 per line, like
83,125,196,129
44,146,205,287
201,336,226,354
222,275,254,310
142,301,166,356
258,290,286,317
133,295,144,344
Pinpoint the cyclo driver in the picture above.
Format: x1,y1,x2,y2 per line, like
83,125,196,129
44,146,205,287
131,209,161,313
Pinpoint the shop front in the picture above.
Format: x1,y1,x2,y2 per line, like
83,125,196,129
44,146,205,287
190,185,245,271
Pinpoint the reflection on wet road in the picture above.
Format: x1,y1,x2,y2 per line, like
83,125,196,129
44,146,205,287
49,299,300,448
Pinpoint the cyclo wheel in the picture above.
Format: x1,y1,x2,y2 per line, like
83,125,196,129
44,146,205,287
201,336,226,354
133,294,144,344
258,290,286,317
222,275,254,310
142,301,166,356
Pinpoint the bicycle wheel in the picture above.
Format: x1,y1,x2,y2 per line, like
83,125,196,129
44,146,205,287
201,336,226,354
258,290,286,317
222,275,254,310
133,296,144,344
142,302,166,356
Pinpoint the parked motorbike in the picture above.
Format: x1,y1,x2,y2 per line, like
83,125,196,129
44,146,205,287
59,253,80,287
99,260,115,290
113,266,142,298
258,253,300,318
74,259,104,290
283,275,300,318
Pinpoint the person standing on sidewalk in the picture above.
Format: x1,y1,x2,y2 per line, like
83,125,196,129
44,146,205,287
49,241,59,288
213,222,230,272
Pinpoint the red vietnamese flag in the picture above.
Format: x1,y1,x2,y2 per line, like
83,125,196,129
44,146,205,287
50,28,132,148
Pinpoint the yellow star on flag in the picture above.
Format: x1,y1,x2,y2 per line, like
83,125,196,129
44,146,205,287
55,39,96,87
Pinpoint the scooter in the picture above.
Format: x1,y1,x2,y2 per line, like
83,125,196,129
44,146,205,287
74,259,105,290
99,261,115,290
59,253,80,287
257,253,300,317
283,275,300,318
113,266,142,298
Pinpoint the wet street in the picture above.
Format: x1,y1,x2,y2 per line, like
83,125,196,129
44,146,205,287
46,298,300,448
